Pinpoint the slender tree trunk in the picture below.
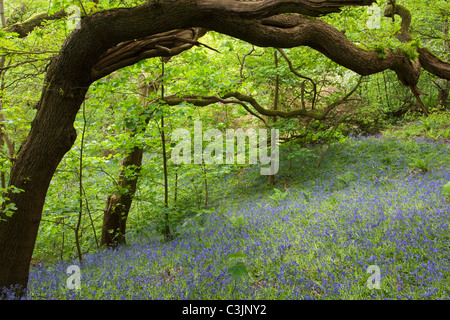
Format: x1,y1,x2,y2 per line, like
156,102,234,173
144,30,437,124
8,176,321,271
437,16,450,108
159,60,172,240
160,112,171,239
99,29,206,247
174,171,178,203
269,51,279,186
436,79,450,108
0,0,6,27
202,163,208,209
75,102,87,262
100,146,144,247
101,74,157,247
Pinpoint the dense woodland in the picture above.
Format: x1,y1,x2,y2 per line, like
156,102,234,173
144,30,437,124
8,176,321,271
0,0,449,300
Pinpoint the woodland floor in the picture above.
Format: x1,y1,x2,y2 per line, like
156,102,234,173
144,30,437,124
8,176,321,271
16,129,450,300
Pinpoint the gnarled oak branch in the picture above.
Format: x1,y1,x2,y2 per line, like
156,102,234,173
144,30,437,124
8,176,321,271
158,75,363,122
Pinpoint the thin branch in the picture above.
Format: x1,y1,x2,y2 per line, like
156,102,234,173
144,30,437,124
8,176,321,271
41,218,76,230
77,0,88,16
277,48,317,109
159,94,268,126
0,58,49,71
81,185,99,249
240,46,254,78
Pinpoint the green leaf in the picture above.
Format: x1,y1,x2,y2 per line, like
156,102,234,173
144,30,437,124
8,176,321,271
228,261,248,280
443,181,450,199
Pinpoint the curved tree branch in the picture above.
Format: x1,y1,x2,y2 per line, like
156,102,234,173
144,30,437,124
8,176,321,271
202,13,423,87
159,94,269,126
52,0,450,88
91,28,208,80
196,0,376,17
383,3,450,80
418,48,450,80
222,76,363,120
383,3,434,115
159,74,363,122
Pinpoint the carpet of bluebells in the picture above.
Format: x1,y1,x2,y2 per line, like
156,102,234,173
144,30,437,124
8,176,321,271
7,135,450,299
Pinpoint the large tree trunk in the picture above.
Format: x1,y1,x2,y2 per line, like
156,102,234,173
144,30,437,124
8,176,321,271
0,1,193,293
1,0,450,294
0,84,86,293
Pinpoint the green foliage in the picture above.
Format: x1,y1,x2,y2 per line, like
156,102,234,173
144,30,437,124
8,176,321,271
227,215,246,231
227,261,248,281
442,181,450,200
268,188,288,205
408,155,433,173
336,170,357,188
226,252,249,298
0,185,22,220
383,112,450,141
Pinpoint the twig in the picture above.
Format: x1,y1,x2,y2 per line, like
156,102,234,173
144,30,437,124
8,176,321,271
277,48,318,109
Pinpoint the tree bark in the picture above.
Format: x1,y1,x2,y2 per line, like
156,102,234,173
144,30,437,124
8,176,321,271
436,79,450,108
101,147,144,247
1,0,450,293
